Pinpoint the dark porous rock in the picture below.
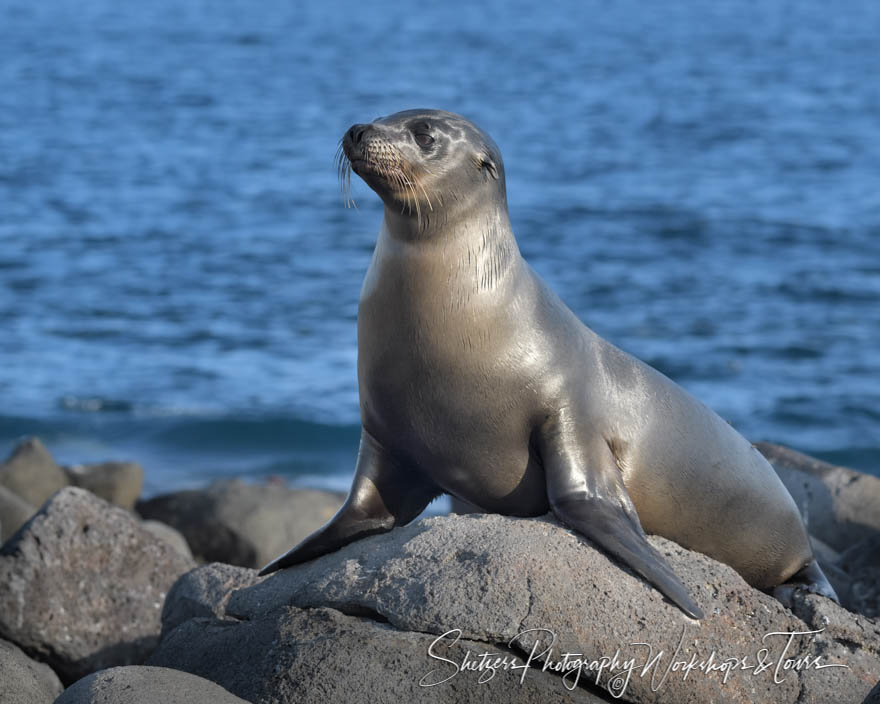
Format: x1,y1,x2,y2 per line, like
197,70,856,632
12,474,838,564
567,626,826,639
837,535,880,620
54,665,249,704
0,487,195,684
161,563,260,635
141,520,194,561
758,442,880,618
756,442,880,552
808,533,880,620
216,514,879,704
63,461,144,511
137,479,345,569
150,606,605,703
0,637,63,704
0,437,69,508
0,485,37,543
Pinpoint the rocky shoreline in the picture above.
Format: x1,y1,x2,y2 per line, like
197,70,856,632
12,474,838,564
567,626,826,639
0,437,877,703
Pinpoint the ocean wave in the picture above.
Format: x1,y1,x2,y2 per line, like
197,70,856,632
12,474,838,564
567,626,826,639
0,412,363,496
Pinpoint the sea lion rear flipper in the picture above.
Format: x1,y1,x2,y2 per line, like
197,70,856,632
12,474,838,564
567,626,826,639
772,559,840,606
258,429,438,576
538,419,704,619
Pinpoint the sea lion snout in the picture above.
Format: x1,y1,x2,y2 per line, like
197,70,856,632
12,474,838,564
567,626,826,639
345,123,369,147
341,124,397,178
342,123,375,164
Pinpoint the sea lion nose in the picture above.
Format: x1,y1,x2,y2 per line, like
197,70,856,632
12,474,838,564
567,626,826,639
347,124,368,145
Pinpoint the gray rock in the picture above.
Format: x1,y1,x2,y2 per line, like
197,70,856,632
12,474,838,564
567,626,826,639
757,442,880,552
150,606,604,703
810,533,842,568
0,484,37,543
837,535,880,620
137,479,345,569
161,563,260,636
141,520,194,561
0,437,69,508
784,591,880,704
220,514,879,704
54,666,249,704
0,487,195,684
63,461,143,511
0,637,63,704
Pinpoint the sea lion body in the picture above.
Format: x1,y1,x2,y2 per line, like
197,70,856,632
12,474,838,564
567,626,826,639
261,109,836,617
359,220,807,589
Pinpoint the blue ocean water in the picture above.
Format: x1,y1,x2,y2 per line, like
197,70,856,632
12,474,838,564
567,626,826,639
1,0,878,494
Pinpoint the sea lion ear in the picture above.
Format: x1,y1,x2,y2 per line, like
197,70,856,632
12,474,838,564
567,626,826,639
477,149,499,180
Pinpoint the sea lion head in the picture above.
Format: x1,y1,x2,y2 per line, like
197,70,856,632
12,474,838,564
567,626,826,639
340,109,505,227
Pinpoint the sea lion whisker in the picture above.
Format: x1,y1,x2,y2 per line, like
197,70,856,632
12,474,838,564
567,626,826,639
393,159,429,225
414,174,433,213
406,175,420,224
389,169,411,217
403,167,423,227
390,165,420,225
335,143,356,209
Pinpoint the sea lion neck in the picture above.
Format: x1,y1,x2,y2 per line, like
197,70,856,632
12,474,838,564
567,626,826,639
373,203,521,297
382,200,514,246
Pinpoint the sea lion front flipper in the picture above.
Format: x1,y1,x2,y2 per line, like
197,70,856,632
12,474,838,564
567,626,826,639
258,429,438,576
538,417,704,619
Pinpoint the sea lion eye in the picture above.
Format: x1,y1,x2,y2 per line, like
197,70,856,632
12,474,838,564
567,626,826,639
414,132,435,148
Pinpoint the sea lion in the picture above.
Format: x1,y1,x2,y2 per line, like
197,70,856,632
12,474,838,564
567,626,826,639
260,109,838,619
